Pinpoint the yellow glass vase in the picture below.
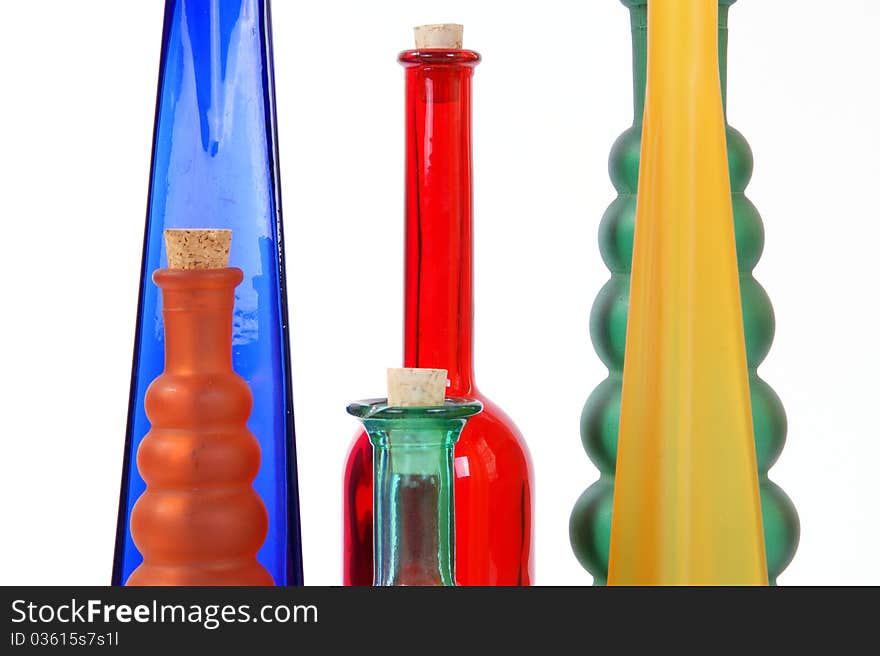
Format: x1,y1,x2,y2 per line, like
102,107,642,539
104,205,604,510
607,0,768,586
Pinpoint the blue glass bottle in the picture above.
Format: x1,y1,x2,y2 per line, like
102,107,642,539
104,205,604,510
112,0,303,586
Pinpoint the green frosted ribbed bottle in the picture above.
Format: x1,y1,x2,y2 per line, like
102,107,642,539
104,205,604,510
569,0,799,585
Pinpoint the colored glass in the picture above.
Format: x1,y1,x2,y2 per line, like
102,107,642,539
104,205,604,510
113,0,303,585
608,0,766,585
343,47,533,586
570,0,798,585
348,399,482,586
129,267,273,586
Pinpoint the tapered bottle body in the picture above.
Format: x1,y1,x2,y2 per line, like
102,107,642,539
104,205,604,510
343,49,533,586
570,0,798,585
113,0,302,585
608,0,767,585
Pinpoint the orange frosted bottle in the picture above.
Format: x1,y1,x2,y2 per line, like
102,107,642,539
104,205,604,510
127,233,273,586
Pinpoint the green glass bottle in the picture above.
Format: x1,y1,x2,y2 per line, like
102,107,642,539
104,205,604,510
347,398,482,586
569,0,799,585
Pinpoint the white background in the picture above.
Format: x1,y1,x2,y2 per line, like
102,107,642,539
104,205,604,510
0,0,877,586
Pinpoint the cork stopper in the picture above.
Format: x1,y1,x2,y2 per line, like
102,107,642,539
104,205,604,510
414,24,463,49
387,368,448,407
164,229,231,270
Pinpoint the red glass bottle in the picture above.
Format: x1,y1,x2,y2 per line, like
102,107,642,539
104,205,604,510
343,43,534,586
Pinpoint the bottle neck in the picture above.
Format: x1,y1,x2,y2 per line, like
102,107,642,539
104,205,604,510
154,269,243,375
371,424,460,586
401,51,480,396
629,2,730,124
